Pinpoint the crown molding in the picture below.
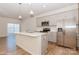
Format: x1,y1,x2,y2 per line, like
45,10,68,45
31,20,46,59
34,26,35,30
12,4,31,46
36,4,78,18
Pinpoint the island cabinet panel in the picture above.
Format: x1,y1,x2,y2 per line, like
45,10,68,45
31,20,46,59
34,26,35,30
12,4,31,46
15,32,48,55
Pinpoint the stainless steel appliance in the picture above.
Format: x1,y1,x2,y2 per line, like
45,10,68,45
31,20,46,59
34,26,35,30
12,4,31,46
64,19,76,49
57,18,77,49
57,28,64,46
40,28,50,32
41,21,49,26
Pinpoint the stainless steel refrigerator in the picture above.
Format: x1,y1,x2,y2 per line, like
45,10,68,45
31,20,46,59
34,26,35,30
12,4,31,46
57,18,77,49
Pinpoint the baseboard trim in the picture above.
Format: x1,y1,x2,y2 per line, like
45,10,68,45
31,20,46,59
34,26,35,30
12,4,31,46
16,45,31,55
0,36,7,38
48,41,56,44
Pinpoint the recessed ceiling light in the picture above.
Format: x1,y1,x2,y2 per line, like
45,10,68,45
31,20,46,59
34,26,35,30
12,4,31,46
42,5,46,8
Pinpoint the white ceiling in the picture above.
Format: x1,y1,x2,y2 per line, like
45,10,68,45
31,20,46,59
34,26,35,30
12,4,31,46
0,3,76,19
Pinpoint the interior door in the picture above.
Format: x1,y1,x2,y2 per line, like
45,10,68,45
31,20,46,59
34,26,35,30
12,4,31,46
64,18,76,49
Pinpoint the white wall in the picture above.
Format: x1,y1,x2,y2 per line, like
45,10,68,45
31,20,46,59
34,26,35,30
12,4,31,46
0,17,21,37
21,17,37,32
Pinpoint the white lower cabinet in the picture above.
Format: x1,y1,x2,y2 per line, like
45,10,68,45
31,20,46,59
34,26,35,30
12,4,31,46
48,31,57,42
16,33,48,55
41,35,48,54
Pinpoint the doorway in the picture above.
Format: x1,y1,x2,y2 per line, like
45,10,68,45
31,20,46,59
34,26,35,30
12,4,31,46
7,23,20,54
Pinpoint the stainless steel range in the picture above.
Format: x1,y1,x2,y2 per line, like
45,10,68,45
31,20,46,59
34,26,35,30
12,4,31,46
40,28,50,32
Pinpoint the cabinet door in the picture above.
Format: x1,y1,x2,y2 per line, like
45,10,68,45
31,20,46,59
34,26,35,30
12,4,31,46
57,32,64,46
41,35,48,54
48,32,57,42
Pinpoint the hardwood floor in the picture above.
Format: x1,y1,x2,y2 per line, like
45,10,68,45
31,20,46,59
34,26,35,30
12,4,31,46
0,37,79,55
47,42,79,55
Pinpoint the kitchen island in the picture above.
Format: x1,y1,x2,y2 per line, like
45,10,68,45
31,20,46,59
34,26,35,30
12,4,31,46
15,32,48,55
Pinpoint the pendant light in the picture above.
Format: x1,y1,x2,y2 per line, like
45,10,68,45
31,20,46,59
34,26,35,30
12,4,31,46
18,15,22,19
18,3,22,20
30,10,34,15
29,3,34,17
